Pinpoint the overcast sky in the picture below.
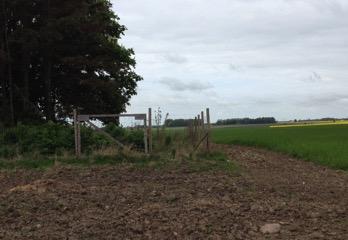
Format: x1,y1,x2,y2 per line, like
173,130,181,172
113,0,348,121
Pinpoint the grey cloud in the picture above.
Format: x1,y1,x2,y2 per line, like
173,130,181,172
297,71,336,84
163,54,188,64
159,77,213,92
303,72,324,83
299,94,348,106
229,64,243,72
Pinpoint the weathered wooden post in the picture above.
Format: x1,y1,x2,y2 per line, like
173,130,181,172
77,119,81,157
197,114,201,139
73,109,78,157
144,114,149,154
194,116,198,144
73,109,81,158
201,111,205,130
206,108,211,152
148,108,153,153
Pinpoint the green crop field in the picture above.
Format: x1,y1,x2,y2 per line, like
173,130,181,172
212,125,348,170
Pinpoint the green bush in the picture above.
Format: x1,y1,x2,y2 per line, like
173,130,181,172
0,123,75,156
0,123,146,159
0,123,107,157
125,129,144,148
0,146,17,158
104,123,144,149
105,123,126,139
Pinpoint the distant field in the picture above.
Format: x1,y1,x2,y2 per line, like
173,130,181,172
212,125,348,170
271,120,348,128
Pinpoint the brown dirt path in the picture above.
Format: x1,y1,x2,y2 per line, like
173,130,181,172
0,145,347,239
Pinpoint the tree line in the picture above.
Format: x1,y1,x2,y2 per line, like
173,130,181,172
165,119,192,128
0,0,141,126
164,117,277,128
215,117,276,125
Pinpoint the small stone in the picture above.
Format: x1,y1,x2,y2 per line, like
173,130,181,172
248,230,258,236
222,195,231,201
308,231,325,239
307,211,321,218
36,224,42,229
336,208,346,215
288,224,300,232
260,223,281,234
279,221,290,225
251,204,263,211
131,224,143,234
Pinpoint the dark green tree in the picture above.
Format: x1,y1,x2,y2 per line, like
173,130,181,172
0,0,142,125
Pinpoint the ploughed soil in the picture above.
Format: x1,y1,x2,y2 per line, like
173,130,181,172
0,145,347,240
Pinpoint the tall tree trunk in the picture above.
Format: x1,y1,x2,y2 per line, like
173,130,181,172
22,45,30,110
43,56,54,121
0,40,5,115
2,0,14,125
42,0,55,121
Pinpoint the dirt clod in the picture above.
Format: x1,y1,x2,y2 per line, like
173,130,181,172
260,223,281,234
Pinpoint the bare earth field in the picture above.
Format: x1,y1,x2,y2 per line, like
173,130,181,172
0,145,347,240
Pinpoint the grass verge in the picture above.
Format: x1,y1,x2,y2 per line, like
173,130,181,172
212,125,348,170
0,148,238,174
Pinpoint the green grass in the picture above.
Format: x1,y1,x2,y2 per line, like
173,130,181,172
188,151,239,174
0,149,238,174
0,153,154,170
0,158,56,170
212,125,348,170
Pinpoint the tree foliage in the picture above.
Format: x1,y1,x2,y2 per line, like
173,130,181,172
0,0,142,125
216,117,277,126
165,119,192,128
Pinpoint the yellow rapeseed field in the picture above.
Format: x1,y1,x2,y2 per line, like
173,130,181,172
270,120,348,128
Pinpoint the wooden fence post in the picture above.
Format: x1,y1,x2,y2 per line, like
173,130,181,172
144,114,148,154
206,108,211,152
73,109,78,157
194,117,198,144
73,109,81,158
197,114,201,139
201,111,205,130
77,119,81,157
148,108,153,153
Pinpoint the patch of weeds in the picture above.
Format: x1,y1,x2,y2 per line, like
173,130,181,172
0,158,55,170
93,155,123,165
166,194,180,203
0,145,18,158
16,158,55,169
127,152,171,170
0,148,239,172
187,151,239,174
57,157,92,166
206,224,213,234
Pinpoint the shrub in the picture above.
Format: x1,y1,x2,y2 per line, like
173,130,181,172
104,123,144,149
125,129,144,149
0,123,147,158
